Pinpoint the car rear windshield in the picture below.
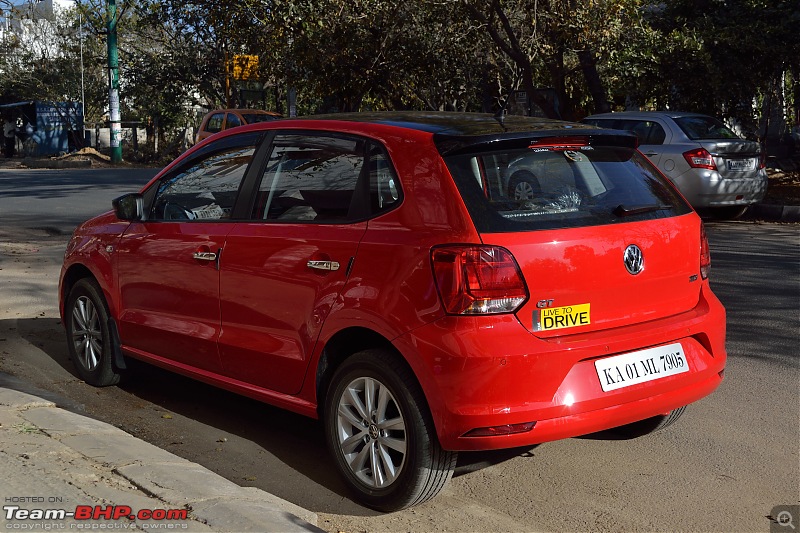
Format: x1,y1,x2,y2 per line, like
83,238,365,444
443,142,692,232
674,116,739,140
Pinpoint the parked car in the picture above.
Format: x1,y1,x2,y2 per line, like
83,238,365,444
582,111,767,218
60,112,727,511
195,108,281,143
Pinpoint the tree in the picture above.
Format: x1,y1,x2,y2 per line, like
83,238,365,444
252,0,494,113
0,3,105,117
642,0,800,132
461,0,645,120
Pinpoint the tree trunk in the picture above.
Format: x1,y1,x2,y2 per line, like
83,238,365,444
577,47,611,116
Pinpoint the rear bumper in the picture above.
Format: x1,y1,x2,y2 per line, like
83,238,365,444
396,283,726,451
673,168,768,207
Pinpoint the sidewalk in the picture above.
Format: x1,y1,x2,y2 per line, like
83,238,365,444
0,385,323,532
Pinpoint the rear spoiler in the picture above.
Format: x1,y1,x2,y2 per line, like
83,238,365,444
434,129,638,156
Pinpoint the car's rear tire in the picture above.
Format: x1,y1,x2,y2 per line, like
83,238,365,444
711,205,749,220
615,406,686,437
324,349,457,511
65,278,120,387
508,170,540,200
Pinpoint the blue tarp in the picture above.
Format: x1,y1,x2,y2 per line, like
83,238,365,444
1,100,84,156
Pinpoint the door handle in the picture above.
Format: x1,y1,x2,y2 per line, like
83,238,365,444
193,251,217,261
307,260,340,271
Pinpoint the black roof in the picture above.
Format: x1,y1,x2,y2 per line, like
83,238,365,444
301,111,636,154
304,111,582,134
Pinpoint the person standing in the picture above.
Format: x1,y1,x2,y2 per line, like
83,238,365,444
3,115,16,158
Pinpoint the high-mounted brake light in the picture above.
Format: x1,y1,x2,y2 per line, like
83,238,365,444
431,246,528,315
528,136,590,150
683,148,717,171
700,223,711,280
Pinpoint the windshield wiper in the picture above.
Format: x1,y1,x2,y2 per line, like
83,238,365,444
613,204,672,217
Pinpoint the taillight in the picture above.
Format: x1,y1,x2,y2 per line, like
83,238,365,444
758,152,766,169
700,223,710,280
683,148,717,171
431,246,528,315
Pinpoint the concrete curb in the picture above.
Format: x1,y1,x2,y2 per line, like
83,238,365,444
0,387,323,532
745,203,800,222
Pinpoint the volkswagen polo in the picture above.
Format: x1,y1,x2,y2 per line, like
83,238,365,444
60,112,727,511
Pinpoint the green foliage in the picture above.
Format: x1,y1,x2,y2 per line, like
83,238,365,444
1,0,796,155
638,0,800,129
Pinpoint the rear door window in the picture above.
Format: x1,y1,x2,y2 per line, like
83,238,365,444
444,141,691,232
225,113,242,129
627,120,666,145
585,119,666,145
249,134,400,223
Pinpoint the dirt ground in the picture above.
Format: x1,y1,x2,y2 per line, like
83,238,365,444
763,169,800,205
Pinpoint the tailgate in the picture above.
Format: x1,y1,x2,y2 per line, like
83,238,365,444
483,215,703,337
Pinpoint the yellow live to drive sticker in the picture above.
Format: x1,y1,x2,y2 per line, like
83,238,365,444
537,303,591,331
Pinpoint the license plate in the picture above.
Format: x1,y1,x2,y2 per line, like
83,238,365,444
727,158,755,171
595,342,689,392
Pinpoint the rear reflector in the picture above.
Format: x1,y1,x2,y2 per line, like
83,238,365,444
683,148,717,171
431,245,528,315
463,422,537,437
700,223,710,280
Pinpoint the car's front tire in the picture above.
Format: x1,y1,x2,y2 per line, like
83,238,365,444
65,278,120,387
324,349,457,511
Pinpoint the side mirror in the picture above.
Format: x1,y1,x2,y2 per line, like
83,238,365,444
112,193,144,221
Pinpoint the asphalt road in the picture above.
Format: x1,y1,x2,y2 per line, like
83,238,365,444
0,168,798,532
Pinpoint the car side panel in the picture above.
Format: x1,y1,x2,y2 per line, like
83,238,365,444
60,212,129,322
116,221,229,373
218,222,367,395
297,135,481,404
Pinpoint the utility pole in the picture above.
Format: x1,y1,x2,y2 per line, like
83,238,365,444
106,0,122,163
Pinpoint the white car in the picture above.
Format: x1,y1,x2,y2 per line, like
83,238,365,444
583,111,768,218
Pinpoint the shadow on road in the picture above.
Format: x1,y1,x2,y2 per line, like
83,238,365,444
6,314,678,513
6,316,373,516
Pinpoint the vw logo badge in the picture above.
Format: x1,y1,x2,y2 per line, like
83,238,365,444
623,244,644,275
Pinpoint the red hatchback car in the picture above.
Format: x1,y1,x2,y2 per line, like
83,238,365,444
60,112,726,511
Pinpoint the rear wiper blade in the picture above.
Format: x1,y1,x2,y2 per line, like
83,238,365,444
613,204,672,217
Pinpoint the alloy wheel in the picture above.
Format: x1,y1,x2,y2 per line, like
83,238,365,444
71,295,103,371
514,180,536,200
335,376,407,489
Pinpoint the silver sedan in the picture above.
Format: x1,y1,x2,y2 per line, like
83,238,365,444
583,111,768,218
